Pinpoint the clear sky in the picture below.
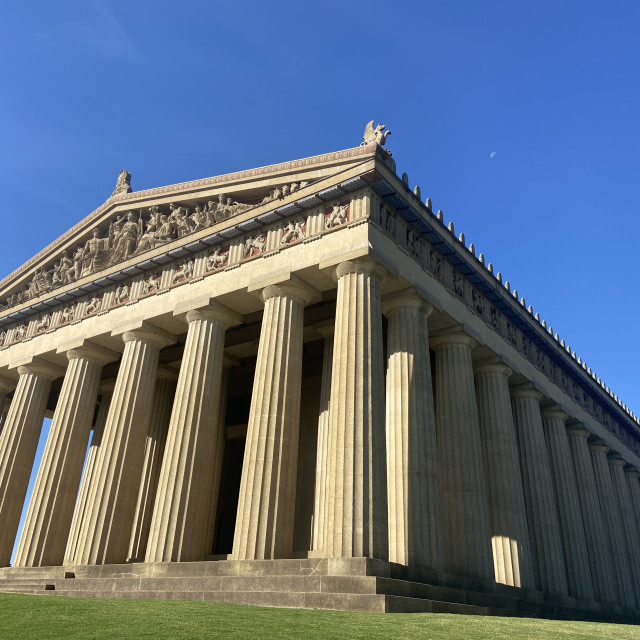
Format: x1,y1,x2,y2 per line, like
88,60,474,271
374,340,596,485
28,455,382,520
2,1,639,560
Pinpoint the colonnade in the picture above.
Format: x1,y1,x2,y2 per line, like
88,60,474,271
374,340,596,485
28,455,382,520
1,258,640,611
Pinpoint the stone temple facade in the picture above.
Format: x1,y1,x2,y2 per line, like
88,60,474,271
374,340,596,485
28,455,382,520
1,125,640,619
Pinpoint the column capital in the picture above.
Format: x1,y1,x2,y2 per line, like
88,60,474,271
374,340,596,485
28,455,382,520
247,273,320,306
540,404,568,421
587,437,609,453
335,258,387,282
313,319,334,339
607,452,626,467
99,379,117,394
64,343,120,367
381,288,433,318
185,303,242,329
429,327,476,350
474,357,512,378
156,365,179,382
624,465,640,478
15,358,65,381
510,382,543,402
262,282,313,306
566,424,591,439
112,319,176,349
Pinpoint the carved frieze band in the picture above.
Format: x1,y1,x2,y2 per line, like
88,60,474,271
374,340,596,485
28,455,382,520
0,196,353,347
0,145,376,292
1,181,321,314
369,193,640,459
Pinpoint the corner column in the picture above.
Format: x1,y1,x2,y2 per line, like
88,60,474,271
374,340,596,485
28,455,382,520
609,455,640,607
64,382,114,564
0,360,62,567
383,290,442,570
589,440,635,609
625,467,640,532
322,259,388,560
474,360,533,588
75,327,172,565
147,304,240,562
14,344,116,567
311,324,334,553
541,406,594,601
430,329,493,581
128,367,178,561
566,426,617,604
232,282,310,560
510,386,567,595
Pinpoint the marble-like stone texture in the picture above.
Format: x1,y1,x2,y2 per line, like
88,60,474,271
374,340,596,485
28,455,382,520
431,330,493,581
0,361,62,566
322,260,388,560
475,361,533,588
384,292,442,570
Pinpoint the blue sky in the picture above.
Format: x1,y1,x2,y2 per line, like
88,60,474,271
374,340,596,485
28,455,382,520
2,2,639,559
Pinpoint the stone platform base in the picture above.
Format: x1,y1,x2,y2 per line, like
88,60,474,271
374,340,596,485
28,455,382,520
0,558,637,623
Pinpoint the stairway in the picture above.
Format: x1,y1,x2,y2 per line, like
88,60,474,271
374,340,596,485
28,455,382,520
0,558,636,622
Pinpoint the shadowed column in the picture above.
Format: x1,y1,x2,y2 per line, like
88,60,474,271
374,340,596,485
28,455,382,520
541,406,594,601
0,376,15,438
14,344,116,567
0,360,63,567
384,290,442,570
475,360,533,588
128,368,177,561
589,439,635,609
232,283,310,560
566,425,617,604
609,455,640,607
322,259,388,560
625,467,640,534
511,385,567,595
64,382,114,565
75,327,172,565
311,324,334,553
430,329,493,581
147,304,240,562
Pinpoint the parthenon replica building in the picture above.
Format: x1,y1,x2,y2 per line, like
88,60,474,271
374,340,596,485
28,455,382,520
1,124,640,620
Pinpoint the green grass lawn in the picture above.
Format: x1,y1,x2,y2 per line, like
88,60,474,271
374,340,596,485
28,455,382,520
0,593,638,640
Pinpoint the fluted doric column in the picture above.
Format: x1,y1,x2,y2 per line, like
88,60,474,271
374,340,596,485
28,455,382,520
64,382,114,564
609,455,640,607
383,291,442,570
541,406,594,601
128,368,177,561
0,360,63,567
147,304,240,562
232,282,310,560
474,360,533,588
566,426,617,604
430,329,493,581
322,259,388,560
589,440,635,609
311,324,334,553
75,327,172,565
14,345,116,567
625,467,640,533
511,386,567,595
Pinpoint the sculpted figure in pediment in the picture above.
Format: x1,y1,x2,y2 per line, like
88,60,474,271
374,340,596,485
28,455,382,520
81,228,111,278
112,212,142,262
190,204,208,231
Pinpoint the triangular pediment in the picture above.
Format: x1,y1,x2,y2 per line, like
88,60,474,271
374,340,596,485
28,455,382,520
0,144,385,326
